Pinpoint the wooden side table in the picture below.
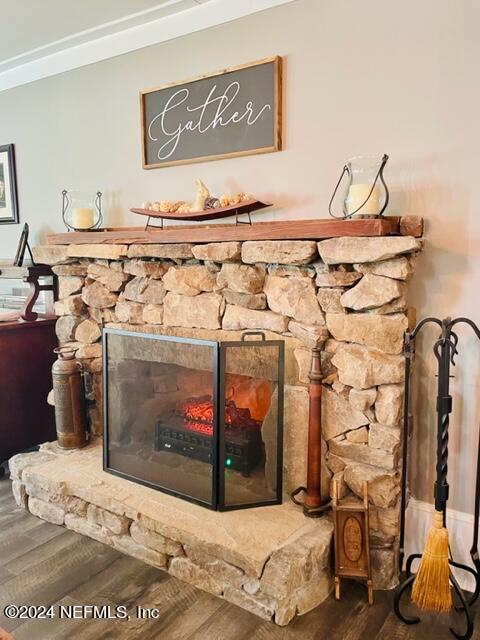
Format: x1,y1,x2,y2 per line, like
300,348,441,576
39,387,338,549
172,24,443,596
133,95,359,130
0,263,56,320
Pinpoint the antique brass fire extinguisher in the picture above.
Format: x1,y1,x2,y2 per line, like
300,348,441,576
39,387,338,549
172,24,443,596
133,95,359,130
52,346,88,449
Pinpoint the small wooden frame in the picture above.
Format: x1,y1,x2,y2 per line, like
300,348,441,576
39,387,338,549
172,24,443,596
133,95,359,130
332,480,373,605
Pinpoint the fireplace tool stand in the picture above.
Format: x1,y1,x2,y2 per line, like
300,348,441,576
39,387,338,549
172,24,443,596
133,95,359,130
291,348,331,517
394,316,480,640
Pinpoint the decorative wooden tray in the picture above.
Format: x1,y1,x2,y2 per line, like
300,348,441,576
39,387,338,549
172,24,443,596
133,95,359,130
130,199,271,223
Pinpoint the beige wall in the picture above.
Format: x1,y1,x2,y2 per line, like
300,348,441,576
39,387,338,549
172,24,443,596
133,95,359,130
0,0,479,512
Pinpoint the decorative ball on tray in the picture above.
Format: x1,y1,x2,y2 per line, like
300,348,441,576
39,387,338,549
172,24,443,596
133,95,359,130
132,179,270,224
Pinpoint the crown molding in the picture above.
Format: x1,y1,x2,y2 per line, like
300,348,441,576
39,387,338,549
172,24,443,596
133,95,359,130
0,0,296,93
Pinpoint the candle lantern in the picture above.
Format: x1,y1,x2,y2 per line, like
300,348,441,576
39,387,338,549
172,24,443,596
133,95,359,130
328,154,389,219
62,190,103,231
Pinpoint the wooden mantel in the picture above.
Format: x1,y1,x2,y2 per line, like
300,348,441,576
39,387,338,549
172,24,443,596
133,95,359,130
46,216,422,246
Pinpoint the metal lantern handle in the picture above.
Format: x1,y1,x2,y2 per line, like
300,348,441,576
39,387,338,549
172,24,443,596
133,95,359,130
61,189,103,231
93,191,104,230
328,153,390,219
61,190,71,230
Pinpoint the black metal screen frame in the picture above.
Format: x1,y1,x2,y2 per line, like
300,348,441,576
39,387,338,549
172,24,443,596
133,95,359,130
102,327,284,511
102,327,220,510
217,338,285,511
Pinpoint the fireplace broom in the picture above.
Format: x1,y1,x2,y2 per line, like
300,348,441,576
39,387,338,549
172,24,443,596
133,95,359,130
410,322,454,613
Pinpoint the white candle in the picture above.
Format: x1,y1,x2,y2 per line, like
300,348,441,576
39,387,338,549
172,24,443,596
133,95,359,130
72,207,94,229
346,183,380,216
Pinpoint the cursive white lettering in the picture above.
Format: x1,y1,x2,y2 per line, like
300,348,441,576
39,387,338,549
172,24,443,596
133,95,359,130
148,82,272,160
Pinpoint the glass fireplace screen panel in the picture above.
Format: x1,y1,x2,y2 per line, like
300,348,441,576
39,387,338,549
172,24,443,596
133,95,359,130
221,343,282,508
105,332,217,507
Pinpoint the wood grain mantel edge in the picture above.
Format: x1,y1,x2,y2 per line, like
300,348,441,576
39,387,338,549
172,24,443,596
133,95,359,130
45,217,422,246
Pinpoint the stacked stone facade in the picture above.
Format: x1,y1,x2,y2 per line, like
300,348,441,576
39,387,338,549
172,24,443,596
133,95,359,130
27,234,423,613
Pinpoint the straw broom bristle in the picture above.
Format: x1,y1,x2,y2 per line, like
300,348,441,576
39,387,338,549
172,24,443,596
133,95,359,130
411,510,452,613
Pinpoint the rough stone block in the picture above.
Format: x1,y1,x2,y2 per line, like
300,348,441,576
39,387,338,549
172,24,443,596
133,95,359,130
115,300,145,324
288,320,329,348
123,259,170,278
242,240,318,265
82,281,118,309
56,316,83,343
340,275,405,311
163,265,217,295
264,276,325,325
346,427,369,444
223,289,267,310
65,513,111,544
124,277,166,305
369,423,400,452
184,545,245,588
343,463,400,508
349,388,377,412
163,292,224,329
222,305,289,333
127,244,194,260
12,480,28,508
8,451,56,480
168,557,223,595
67,245,128,260
32,245,70,265
317,237,422,264
317,288,345,313
326,312,408,355
58,276,84,298
29,497,65,525
143,304,164,325
112,534,168,569
130,522,183,556
375,384,403,425
87,263,130,292
192,242,241,262
329,438,398,470
332,343,404,389
260,520,332,599
217,263,265,294
52,264,87,277
354,257,412,280
75,318,101,344
323,387,368,440
87,503,130,534
55,294,86,316
295,572,331,615
371,547,398,589
223,584,276,620
315,270,362,288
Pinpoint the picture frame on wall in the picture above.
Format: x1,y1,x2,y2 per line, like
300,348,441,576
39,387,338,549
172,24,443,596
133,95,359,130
140,56,282,169
0,144,19,225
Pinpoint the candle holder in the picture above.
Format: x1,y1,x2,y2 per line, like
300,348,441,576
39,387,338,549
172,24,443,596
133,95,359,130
62,190,103,231
328,154,389,219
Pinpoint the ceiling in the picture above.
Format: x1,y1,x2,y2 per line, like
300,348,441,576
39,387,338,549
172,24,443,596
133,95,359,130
0,0,294,91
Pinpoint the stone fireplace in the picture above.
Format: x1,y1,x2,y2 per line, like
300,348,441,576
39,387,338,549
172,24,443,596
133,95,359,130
11,225,423,625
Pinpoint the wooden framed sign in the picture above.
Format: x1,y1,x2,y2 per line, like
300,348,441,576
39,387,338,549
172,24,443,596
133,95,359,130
140,56,282,169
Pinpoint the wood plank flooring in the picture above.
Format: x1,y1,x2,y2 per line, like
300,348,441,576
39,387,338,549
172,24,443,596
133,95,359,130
0,476,477,640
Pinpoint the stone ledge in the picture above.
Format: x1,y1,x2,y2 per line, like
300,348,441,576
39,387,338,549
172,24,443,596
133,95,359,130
10,443,333,625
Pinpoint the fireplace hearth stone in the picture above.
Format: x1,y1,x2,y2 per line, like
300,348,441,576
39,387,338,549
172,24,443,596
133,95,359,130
10,442,333,625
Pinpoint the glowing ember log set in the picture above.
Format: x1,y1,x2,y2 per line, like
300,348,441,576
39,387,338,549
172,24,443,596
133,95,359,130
155,394,264,476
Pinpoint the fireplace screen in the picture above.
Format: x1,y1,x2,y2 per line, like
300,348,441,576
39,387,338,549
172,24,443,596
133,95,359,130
103,328,284,510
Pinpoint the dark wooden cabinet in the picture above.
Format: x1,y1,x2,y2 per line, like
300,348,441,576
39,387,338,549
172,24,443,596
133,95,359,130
0,318,57,463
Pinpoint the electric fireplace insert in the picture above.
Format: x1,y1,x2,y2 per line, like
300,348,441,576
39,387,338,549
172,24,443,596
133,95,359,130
103,328,284,511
